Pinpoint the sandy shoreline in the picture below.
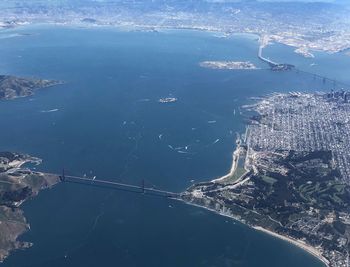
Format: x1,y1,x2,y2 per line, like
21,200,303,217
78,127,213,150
182,134,330,266
253,226,329,267
178,198,329,267
212,143,241,183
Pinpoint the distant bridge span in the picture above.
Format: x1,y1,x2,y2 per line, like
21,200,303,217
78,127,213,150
258,45,350,89
258,45,279,67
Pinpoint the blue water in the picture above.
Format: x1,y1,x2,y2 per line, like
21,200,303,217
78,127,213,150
0,25,342,267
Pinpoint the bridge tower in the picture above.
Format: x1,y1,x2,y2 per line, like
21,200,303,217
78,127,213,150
141,179,145,194
60,168,66,182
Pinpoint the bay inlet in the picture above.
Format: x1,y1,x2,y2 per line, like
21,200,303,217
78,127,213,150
0,25,345,267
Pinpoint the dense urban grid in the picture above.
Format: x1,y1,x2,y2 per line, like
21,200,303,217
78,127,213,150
247,91,350,185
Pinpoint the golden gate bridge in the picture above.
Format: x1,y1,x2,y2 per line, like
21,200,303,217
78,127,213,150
58,169,180,199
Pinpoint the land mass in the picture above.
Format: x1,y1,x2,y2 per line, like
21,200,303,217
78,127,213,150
0,152,60,262
200,61,258,70
0,75,61,100
1,1,349,57
182,91,350,267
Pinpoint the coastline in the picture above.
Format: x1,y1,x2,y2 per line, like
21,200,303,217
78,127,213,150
0,171,60,262
0,20,344,58
0,152,61,263
178,198,329,267
180,139,330,267
211,148,239,183
253,226,329,267
211,138,243,183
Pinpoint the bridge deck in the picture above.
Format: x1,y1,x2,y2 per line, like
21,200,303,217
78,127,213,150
257,45,350,88
258,46,278,67
63,175,180,198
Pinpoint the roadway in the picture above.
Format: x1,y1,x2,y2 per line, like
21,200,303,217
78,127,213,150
62,174,180,198
258,45,350,89
258,45,279,67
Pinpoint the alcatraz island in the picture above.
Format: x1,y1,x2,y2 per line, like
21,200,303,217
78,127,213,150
182,91,350,267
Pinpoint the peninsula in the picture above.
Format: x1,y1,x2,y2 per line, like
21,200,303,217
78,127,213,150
182,91,350,267
0,75,61,100
0,152,60,262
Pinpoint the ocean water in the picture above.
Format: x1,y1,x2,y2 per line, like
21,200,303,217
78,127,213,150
0,25,345,267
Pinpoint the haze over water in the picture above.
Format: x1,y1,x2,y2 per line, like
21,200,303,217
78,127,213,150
0,25,347,267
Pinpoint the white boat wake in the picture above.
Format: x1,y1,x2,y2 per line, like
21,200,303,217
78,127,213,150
40,108,59,113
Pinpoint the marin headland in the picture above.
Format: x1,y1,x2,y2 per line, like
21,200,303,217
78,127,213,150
0,152,59,262
0,75,61,100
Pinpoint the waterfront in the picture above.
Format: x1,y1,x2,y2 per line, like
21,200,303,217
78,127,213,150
0,25,346,267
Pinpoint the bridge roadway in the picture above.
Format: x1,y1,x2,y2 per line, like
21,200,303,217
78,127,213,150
296,69,350,88
62,174,180,198
258,45,279,67
258,45,350,89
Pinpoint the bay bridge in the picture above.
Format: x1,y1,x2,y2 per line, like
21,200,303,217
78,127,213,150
258,45,295,71
58,170,180,199
258,45,350,89
258,45,279,67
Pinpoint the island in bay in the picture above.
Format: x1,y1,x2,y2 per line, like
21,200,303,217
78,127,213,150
199,61,258,70
0,152,60,262
181,91,350,267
